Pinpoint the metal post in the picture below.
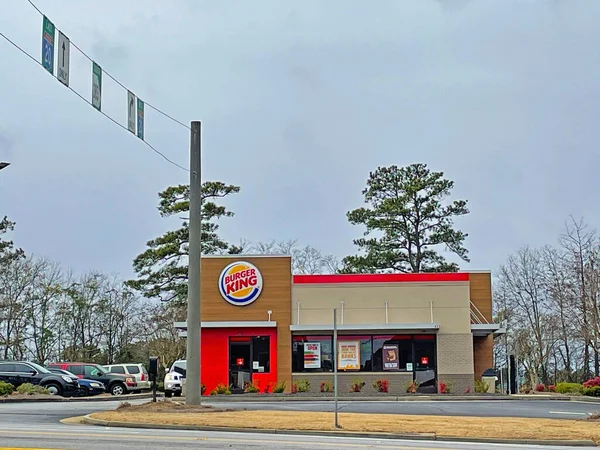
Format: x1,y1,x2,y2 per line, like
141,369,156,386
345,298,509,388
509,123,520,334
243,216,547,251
186,121,202,405
333,308,340,429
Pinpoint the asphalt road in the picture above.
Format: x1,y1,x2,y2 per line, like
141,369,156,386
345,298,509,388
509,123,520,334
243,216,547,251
209,399,600,420
0,423,589,450
0,399,597,449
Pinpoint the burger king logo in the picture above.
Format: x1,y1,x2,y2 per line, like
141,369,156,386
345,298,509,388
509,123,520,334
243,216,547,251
218,261,263,306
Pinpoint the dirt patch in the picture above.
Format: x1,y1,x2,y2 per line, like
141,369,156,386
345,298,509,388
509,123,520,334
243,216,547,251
90,409,600,443
115,400,236,414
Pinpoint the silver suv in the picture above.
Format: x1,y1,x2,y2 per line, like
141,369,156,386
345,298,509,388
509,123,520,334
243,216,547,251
103,363,151,391
164,360,186,398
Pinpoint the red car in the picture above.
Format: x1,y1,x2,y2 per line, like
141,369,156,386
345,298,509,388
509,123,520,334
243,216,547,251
47,362,137,396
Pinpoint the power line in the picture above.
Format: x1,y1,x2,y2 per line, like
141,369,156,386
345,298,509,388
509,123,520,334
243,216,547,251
0,29,189,172
25,0,192,132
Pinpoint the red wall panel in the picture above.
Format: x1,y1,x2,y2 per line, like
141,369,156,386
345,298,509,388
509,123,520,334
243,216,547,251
200,327,278,395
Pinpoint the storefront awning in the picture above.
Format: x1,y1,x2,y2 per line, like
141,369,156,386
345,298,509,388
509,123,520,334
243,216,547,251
173,321,277,330
290,323,440,333
471,323,505,337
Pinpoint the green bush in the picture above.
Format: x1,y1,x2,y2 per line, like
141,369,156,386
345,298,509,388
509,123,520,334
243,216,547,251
214,382,231,395
272,380,286,393
555,382,583,395
296,378,311,393
17,383,49,395
0,381,14,396
474,380,489,394
583,386,600,397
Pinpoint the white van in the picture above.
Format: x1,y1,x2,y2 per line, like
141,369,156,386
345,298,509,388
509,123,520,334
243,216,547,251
164,359,186,398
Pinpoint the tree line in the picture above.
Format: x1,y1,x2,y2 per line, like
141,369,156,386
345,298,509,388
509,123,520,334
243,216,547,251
8,161,590,388
495,216,600,386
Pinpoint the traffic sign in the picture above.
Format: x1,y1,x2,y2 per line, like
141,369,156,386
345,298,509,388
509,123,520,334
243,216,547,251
127,91,136,134
92,62,102,111
57,31,70,87
137,98,144,140
41,16,55,74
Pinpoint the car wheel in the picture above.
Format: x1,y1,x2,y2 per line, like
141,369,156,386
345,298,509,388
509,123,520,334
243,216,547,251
77,386,90,397
174,391,181,397
165,390,172,398
45,382,62,396
110,383,125,396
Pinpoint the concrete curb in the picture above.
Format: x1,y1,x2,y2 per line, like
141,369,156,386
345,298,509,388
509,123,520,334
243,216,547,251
0,392,162,403
81,414,598,447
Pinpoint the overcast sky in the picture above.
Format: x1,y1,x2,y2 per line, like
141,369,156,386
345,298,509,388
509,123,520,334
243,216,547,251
1,0,599,280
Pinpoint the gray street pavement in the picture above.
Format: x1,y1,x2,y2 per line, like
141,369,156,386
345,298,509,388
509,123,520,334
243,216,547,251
207,399,600,420
0,423,589,450
0,399,597,449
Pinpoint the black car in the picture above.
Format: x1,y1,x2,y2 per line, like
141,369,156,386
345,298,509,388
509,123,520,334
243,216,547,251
0,361,78,397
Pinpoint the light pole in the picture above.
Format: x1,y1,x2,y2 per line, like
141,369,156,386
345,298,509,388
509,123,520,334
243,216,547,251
0,162,10,171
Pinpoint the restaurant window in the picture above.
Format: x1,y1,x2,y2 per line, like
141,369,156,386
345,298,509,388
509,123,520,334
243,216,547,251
372,335,412,371
292,336,333,372
252,336,270,373
337,336,372,371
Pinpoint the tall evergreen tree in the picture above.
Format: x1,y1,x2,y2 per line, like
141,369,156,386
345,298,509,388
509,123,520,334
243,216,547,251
127,182,241,303
341,163,470,273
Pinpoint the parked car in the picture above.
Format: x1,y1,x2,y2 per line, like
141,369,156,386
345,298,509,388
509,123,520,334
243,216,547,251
164,359,186,398
0,361,78,397
103,363,151,391
47,362,136,396
46,367,105,396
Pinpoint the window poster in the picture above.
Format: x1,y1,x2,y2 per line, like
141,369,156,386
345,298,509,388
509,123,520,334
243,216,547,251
303,342,321,369
383,344,399,370
338,340,360,370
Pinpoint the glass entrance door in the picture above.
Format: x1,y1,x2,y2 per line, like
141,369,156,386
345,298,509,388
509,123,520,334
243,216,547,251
229,341,252,392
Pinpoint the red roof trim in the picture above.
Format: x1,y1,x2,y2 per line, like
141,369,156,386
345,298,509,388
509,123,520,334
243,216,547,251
293,273,470,284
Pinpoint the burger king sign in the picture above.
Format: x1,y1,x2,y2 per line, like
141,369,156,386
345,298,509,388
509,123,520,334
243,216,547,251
218,261,263,306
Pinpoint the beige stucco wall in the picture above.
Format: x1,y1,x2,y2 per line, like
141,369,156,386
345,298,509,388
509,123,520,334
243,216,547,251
292,282,471,334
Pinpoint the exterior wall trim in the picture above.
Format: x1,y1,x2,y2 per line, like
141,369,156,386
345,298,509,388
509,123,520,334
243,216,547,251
471,324,500,336
202,254,291,259
293,273,469,285
290,323,440,332
174,321,277,329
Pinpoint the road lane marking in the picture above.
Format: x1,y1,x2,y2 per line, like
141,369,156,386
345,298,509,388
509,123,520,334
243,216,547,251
0,429,442,449
548,411,588,415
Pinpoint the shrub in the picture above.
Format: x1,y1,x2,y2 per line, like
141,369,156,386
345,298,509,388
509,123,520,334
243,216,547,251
291,383,298,394
263,382,273,394
17,383,49,395
320,381,332,393
535,384,546,392
349,378,365,393
555,382,584,395
0,381,13,397
273,380,286,394
406,380,419,394
244,381,260,393
373,379,389,393
201,384,206,395
583,386,600,397
465,387,471,394
584,377,600,389
296,378,310,393
438,382,451,394
214,382,231,395
548,384,556,392
474,379,489,394
210,389,218,396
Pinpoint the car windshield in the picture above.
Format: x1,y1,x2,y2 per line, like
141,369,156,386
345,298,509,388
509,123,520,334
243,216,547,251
92,364,106,375
173,361,186,371
28,362,51,374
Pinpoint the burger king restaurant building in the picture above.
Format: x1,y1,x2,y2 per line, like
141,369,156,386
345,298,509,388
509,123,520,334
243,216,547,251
175,255,502,395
